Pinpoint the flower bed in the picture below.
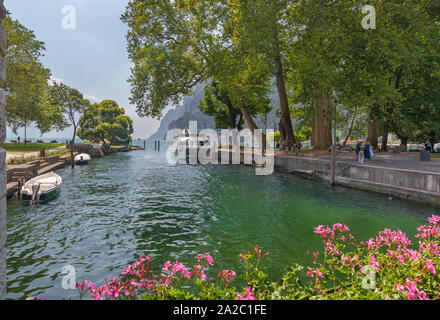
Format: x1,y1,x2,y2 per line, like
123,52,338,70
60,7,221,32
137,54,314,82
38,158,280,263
77,215,440,300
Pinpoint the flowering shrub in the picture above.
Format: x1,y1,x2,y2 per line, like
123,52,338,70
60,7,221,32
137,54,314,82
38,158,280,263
77,215,440,300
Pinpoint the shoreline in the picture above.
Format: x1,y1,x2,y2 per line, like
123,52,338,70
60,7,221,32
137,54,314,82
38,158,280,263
8,146,439,207
5,144,143,199
275,154,440,207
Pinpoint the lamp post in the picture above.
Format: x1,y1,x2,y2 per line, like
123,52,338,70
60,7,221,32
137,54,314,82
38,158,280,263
330,99,337,186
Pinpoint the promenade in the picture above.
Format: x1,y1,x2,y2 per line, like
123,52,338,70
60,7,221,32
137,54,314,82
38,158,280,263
307,151,440,173
275,151,440,207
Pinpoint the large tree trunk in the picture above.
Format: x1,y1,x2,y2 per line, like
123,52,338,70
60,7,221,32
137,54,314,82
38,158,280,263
228,105,235,129
381,119,390,152
399,135,408,152
343,106,358,147
367,117,379,150
239,105,266,152
239,105,258,132
311,88,332,150
272,27,295,150
429,132,438,152
278,118,288,149
236,113,243,131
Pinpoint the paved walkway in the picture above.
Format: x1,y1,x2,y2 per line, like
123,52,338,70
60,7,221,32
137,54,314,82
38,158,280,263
6,146,66,162
279,151,440,174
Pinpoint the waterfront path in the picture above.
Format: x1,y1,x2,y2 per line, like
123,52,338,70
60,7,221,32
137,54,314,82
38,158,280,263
275,151,440,206
281,151,440,173
6,146,66,162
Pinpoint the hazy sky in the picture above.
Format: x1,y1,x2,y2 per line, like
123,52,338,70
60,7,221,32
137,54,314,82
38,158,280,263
6,0,161,140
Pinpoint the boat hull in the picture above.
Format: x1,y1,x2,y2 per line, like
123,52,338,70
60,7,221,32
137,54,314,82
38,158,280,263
21,187,60,202
21,172,62,203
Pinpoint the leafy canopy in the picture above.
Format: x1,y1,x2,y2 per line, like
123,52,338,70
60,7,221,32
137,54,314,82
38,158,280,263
2,17,64,134
78,100,134,148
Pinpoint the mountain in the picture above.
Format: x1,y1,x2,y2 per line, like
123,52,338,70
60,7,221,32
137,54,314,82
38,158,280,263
146,84,214,142
147,83,283,142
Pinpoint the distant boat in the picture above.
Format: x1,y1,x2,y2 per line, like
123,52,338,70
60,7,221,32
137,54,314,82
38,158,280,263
74,153,91,165
174,129,212,163
21,172,62,203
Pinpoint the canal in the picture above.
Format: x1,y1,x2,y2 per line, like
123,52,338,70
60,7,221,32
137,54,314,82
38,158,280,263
6,149,436,299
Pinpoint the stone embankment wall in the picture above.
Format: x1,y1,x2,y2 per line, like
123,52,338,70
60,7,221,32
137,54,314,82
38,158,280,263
0,0,7,300
275,155,440,206
68,143,137,157
68,143,105,158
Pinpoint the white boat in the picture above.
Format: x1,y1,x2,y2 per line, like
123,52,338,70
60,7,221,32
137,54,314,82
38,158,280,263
174,129,212,164
21,172,62,203
74,153,91,165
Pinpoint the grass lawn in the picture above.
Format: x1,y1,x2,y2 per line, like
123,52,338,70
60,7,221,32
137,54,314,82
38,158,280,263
3,143,65,152
432,154,440,159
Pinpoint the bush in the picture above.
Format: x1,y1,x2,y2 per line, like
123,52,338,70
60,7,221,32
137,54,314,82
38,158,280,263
76,215,440,300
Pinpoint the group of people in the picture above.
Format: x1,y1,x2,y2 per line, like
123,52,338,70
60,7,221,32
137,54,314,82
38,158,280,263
276,142,303,156
355,141,374,163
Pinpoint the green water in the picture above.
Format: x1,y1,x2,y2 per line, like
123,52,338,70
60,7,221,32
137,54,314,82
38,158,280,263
6,150,436,299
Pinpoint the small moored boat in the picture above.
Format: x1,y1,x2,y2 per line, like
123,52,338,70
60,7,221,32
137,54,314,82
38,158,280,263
74,153,91,165
21,172,62,203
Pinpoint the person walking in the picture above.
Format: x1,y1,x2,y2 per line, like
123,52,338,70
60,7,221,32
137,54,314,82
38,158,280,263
425,139,432,152
356,141,361,161
364,140,372,162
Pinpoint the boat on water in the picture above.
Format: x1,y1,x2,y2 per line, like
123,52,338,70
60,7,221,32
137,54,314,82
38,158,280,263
74,153,91,165
174,128,212,164
21,172,62,203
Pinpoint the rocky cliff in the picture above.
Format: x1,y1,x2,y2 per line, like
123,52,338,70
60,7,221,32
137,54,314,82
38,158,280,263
147,83,283,142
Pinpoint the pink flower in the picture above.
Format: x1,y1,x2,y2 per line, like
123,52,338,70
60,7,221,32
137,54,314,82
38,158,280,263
162,261,172,272
404,249,420,262
235,287,257,300
428,215,440,226
370,255,379,270
219,270,237,286
306,267,324,279
423,259,436,275
196,254,214,266
396,278,430,300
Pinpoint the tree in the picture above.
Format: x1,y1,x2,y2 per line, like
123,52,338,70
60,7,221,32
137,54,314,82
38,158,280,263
1,17,63,146
199,81,244,130
225,0,296,149
50,82,90,167
77,100,134,154
122,0,274,148
121,0,223,119
285,0,439,153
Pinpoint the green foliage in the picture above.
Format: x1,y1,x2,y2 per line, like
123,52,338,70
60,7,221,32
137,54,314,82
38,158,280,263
122,0,439,146
121,0,224,119
122,0,274,134
284,0,440,146
49,82,90,139
2,17,63,134
78,100,134,152
199,81,244,129
268,132,280,143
